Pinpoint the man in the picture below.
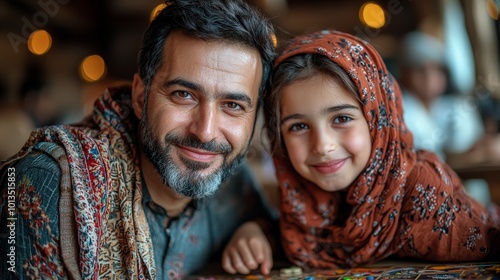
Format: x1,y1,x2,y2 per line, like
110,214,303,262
0,0,277,278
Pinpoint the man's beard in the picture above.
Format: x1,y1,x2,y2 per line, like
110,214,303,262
138,115,248,199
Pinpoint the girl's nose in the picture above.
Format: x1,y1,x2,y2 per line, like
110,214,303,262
311,128,336,156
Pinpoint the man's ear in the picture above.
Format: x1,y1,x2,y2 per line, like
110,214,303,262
132,73,145,119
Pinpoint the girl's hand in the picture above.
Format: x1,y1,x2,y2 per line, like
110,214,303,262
222,221,273,275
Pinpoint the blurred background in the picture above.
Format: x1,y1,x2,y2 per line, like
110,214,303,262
1,0,500,205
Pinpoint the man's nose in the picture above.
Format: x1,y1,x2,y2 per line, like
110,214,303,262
189,104,219,143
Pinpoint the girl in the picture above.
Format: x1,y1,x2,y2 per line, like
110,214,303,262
263,30,500,269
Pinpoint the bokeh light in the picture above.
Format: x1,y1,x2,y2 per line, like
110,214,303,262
80,55,106,82
359,2,386,29
150,3,168,21
271,33,278,47
28,30,52,55
488,0,499,20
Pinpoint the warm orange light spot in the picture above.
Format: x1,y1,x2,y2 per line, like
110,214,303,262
359,2,386,29
80,55,106,82
28,30,52,55
488,0,499,20
150,3,168,21
271,33,278,47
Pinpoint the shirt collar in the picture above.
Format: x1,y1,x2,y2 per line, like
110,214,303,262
141,177,204,218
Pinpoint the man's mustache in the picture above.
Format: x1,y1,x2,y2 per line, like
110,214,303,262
165,133,232,155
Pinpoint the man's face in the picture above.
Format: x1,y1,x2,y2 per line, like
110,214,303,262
136,31,263,199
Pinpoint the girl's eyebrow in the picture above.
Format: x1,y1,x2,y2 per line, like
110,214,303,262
280,113,305,125
281,104,360,124
323,104,359,114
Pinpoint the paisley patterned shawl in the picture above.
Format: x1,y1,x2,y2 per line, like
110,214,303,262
272,30,500,268
3,86,155,279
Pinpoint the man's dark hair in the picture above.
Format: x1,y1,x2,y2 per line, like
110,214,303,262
138,0,276,99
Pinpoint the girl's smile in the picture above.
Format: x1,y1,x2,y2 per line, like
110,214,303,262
311,158,348,174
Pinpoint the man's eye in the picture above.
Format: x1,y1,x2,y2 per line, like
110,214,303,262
224,102,242,110
174,91,192,99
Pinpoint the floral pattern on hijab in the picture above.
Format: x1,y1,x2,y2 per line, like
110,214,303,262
270,30,500,268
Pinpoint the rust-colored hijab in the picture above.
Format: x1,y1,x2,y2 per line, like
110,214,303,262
269,30,500,268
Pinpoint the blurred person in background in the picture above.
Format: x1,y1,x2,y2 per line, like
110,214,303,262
398,31,500,206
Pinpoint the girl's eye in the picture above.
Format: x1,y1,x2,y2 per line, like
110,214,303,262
289,123,308,132
333,115,352,124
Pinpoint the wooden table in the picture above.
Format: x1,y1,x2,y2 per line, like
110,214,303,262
188,259,500,279
453,162,500,205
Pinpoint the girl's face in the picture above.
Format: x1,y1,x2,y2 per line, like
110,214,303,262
280,73,371,192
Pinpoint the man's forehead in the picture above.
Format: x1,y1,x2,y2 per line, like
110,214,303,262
156,32,263,98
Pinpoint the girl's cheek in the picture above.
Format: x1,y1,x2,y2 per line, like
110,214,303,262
345,128,371,154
